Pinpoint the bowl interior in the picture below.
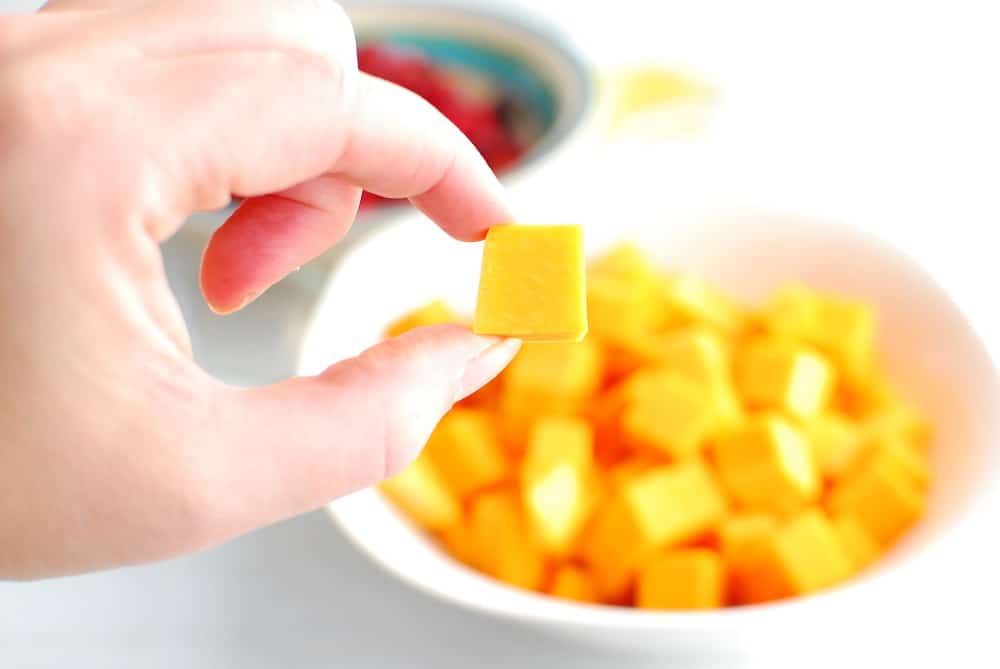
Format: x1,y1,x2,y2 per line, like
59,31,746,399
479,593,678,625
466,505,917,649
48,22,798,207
298,208,999,633
347,2,592,176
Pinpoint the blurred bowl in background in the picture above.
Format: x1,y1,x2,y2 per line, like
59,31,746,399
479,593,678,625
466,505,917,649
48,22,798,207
298,205,1000,660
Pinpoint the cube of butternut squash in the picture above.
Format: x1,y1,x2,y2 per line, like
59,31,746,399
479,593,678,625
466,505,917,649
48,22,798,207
380,456,461,532
832,513,881,571
580,461,726,600
770,509,854,595
713,416,820,516
620,371,721,458
719,514,782,604
521,417,595,555
663,275,745,334
828,451,926,545
548,565,599,603
637,548,725,610
802,413,867,480
736,339,835,419
474,225,587,342
439,522,481,568
469,489,546,590
424,409,507,499
385,300,457,338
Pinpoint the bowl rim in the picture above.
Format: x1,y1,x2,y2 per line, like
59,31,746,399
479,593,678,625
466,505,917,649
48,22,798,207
309,206,1000,631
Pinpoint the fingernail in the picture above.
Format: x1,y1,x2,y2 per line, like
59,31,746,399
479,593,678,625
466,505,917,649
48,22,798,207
455,337,521,402
207,289,264,316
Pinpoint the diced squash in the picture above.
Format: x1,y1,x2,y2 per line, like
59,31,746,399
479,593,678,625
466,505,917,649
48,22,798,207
469,489,546,590
440,523,480,568
802,413,867,480
828,450,926,545
663,275,745,334
385,300,456,337
580,461,726,600
620,371,721,458
380,456,461,532
736,339,835,419
637,549,725,609
713,416,820,516
424,409,507,498
832,513,881,571
770,509,854,595
522,417,595,555
474,225,587,341
548,565,599,603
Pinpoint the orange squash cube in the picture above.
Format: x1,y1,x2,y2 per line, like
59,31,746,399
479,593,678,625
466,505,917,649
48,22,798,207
832,513,881,571
663,275,745,334
620,371,721,458
770,509,854,595
736,339,835,419
521,417,595,555
719,514,783,604
380,456,461,532
548,565,599,603
828,452,926,545
469,489,546,590
802,413,867,480
440,522,481,568
474,224,587,342
424,409,507,498
713,416,820,516
581,461,726,600
385,300,456,337
637,548,725,610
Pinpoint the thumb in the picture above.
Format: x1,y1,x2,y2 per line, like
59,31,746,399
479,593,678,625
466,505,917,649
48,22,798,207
200,325,519,537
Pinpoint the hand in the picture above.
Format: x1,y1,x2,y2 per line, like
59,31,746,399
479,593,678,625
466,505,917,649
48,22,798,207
0,0,518,579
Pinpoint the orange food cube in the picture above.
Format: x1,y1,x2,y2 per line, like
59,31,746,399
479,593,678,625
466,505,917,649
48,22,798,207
588,242,659,286
637,549,725,610
440,522,480,568
736,339,835,419
620,371,721,458
581,461,726,599
473,225,587,342
767,286,874,387
770,509,854,595
469,489,545,590
385,300,456,337
662,275,745,334
861,408,933,452
636,328,743,428
586,275,659,345
713,416,820,516
832,513,881,571
548,565,599,603
828,451,926,545
802,413,867,480
380,456,461,532
521,417,595,555
424,409,507,498
719,514,782,604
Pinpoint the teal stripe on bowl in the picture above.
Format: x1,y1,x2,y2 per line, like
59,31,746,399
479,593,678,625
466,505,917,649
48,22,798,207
360,32,557,129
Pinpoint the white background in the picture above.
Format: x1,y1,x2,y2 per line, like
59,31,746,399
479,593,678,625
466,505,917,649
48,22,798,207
1,0,998,667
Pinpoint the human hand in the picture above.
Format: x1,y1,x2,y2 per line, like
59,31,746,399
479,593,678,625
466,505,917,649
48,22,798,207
0,0,518,579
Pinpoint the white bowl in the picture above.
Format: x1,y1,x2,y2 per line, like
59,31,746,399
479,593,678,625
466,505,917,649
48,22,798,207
297,208,1000,660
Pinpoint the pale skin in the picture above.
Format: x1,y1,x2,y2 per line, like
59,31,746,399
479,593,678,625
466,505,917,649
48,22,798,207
0,0,520,579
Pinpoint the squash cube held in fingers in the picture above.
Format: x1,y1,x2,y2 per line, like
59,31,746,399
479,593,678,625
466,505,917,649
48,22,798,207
474,225,588,342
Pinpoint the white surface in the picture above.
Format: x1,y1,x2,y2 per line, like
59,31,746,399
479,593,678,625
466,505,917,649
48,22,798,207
2,0,1000,667
303,206,1000,663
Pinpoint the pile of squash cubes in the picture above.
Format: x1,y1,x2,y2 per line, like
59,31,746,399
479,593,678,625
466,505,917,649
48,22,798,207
381,241,931,609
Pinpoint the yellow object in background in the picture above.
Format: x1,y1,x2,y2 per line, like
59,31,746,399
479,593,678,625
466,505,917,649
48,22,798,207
736,339,835,418
381,242,931,610
522,417,595,555
384,299,457,337
637,549,725,610
602,67,715,140
470,489,546,591
548,565,598,604
474,225,587,342
423,409,507,499
379,456,461,532
713,416,820,516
